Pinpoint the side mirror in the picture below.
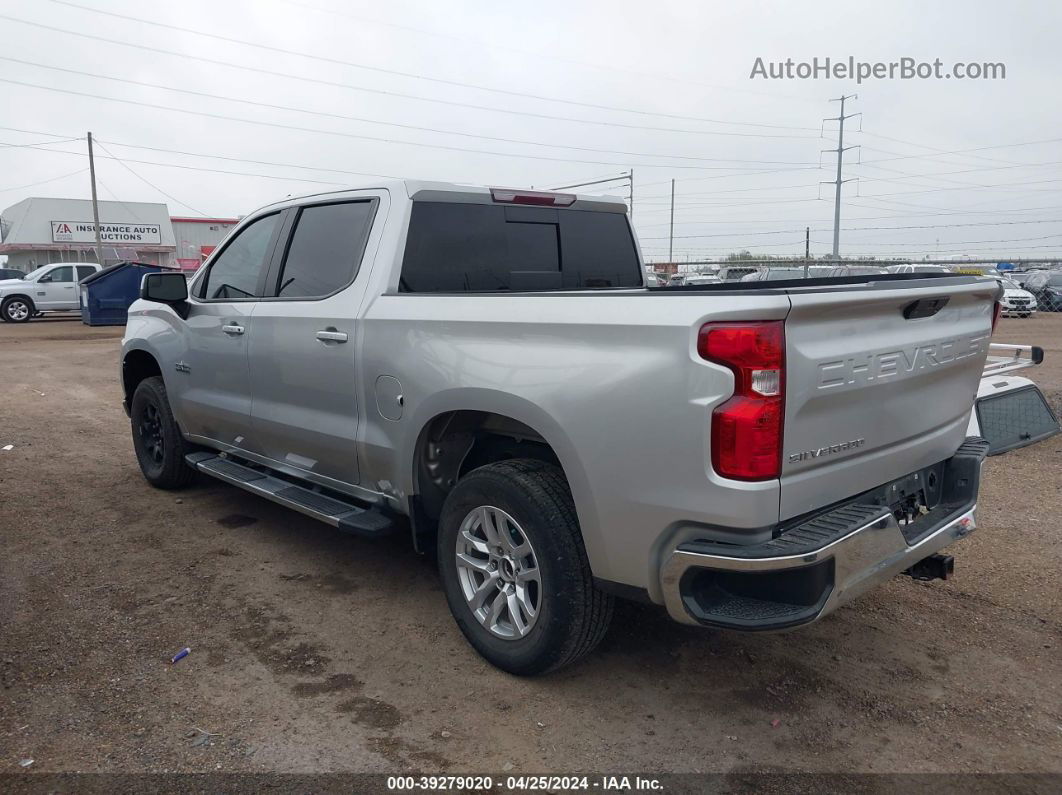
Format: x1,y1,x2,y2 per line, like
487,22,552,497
141,272,189,316
38,274,53,283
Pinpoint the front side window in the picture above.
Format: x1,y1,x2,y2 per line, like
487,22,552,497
275,201,375,299
41,266,74,283
198,213,280,300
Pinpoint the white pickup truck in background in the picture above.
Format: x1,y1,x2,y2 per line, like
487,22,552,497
0,262,101,322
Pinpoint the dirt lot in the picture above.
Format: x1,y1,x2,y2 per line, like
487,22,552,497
1,313,1060,777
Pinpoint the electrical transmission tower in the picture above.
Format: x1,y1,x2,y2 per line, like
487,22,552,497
822,95,860,259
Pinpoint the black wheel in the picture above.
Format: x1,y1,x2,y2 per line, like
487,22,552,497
1,296,34,323
437,459,613,675
130,376,196,489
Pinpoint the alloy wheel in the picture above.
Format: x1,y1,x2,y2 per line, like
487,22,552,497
5,300,29,322
455,506,542,639
138,402,165,465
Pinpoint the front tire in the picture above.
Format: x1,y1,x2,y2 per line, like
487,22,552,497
130,376,196,489
437,459,613,675
1,296,34,323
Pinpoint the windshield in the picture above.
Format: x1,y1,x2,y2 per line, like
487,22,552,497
764,269,809,280
19,265,55,281
1000,279,1020,289
1047,274,1062,287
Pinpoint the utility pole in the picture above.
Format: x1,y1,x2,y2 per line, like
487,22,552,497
87,132,104,266
668,178,675,264
628,168,634,219
822,96,860,259
804,226,810,276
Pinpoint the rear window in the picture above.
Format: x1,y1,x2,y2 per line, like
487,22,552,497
400,202,640,292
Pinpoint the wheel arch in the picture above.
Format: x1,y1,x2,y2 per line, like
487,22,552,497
1,293,36,316
405,391,601,565
122,347,163,411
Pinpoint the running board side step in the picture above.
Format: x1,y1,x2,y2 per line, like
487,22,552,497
185,452,394,537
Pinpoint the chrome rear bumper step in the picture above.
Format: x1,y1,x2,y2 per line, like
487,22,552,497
185,452,394,537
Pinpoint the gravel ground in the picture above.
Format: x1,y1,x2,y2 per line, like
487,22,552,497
0,312,1060,777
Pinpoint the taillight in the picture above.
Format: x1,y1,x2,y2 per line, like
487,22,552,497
489,187,576,207
698,321,785,481
991,301,1002,334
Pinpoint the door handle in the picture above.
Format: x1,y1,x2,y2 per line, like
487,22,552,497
222,323,245,335
316,330,348,343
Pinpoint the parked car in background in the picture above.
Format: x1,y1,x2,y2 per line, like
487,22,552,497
0,263,101,322
887,264,953,274
997,277,1037,318
1024,271,1062,311
0,268,25,281
1007,271,1034,286
716,266,757,281
826,265,890,278
740,266,833,281
685,274,722,285
644,271,661,286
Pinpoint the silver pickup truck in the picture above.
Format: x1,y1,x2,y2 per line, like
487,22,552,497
121,181,1001,674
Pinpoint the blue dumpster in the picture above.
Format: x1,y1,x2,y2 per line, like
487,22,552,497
80,262,167,326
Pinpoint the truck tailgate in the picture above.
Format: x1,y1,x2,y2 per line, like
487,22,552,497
780,277,998,519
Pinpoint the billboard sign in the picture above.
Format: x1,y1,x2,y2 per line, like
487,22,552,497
51,221,162,245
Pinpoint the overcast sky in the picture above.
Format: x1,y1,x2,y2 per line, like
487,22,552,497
1,0,1060,262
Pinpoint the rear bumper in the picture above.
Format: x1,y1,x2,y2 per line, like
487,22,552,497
660,437,988,630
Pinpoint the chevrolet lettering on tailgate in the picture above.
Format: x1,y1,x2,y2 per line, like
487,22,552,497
817,334,990,390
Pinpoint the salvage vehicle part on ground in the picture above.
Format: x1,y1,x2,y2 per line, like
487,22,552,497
969,343,1060,454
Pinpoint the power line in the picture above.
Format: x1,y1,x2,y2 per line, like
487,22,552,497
0,57,816,167
0,135,83,149
0,125,403,182
93,141,209,216
2,139,356,186
858,135,1062,166
48,0,821,135
0,167,87,193
639,217,1062,240
279,0,817,105
0,77,808,171
0,13,816,141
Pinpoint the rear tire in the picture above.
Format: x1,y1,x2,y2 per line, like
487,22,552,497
437,459,613,675
130,376,196,489
1,296,33,323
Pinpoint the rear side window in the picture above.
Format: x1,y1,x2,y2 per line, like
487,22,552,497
76,266,95,281
400,202,640,292
274,201,376,299
199,213,280,300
